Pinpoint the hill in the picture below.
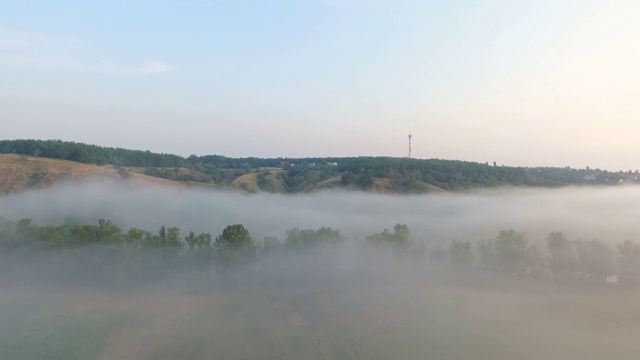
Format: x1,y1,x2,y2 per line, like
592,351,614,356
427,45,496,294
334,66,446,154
0,155,209,194
0,154,446,195
0,139,638,194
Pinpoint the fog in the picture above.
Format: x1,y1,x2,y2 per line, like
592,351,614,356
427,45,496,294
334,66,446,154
1,181,640,245
2,182,640,360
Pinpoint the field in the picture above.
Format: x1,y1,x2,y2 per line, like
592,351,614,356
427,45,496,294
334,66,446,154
3,277,640,360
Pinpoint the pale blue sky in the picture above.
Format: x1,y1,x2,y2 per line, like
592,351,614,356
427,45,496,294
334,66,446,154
1,1,639,170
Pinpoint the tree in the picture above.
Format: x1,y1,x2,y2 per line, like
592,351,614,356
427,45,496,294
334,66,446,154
185,231,214,273
574,239,614,283
261,236,281,255
429,245,448,267
96,219,123,244
214,224,256,270
341,172,357,186
124,228,151,245
67,219,123,246
285,227,343,250
449,240,474,269
478,230,538,275
356,170,374,189
617,240,640,284
365,224,411,248
185,231,212,250
393,224,410,246
547,232,577,280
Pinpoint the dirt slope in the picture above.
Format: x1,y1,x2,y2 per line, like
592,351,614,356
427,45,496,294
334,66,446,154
0,155,182,194
230,172,260,193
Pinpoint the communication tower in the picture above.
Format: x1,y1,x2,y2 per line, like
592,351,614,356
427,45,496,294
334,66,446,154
408,132,412,158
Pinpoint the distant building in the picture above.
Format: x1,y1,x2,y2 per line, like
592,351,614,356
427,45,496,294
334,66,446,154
278,161,293,169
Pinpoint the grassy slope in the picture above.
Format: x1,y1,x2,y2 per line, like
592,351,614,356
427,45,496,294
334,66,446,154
311,175,342,191
230,173,260,193
122,166,211,182
0,155,190,194
258,171,287,193
0,155,446,195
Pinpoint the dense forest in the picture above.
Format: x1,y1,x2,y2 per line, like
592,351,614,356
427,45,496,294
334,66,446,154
1,139,638,192
1,217,637,288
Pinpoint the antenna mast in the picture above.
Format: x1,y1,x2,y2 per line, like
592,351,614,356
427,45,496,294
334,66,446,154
408,132,412,158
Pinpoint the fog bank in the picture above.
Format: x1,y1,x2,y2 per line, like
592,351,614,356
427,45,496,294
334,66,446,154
0,181,639,245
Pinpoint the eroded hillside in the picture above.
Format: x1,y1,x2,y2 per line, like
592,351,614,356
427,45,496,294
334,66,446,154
0,155,446,195
0,155,183,194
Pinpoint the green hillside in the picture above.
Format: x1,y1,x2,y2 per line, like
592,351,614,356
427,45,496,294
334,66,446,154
0,139,637,194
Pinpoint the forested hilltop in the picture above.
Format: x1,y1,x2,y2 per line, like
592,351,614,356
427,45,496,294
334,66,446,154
1,139,637,193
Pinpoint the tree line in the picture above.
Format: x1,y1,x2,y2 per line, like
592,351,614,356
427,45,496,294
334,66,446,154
1,217,638,287
433,229,638,285
2,139,637,192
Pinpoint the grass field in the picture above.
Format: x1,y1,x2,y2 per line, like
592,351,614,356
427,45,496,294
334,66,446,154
2,277,640,360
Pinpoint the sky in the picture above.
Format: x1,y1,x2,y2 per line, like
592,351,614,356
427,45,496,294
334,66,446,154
1,0,639,170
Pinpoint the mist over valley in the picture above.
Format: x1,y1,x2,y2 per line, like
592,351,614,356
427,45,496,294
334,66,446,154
3,0,640,356
1,180,639,246
2,174,640,359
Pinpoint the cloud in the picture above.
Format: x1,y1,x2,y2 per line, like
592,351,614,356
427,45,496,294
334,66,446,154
139,61,174,75
0,27,174,76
